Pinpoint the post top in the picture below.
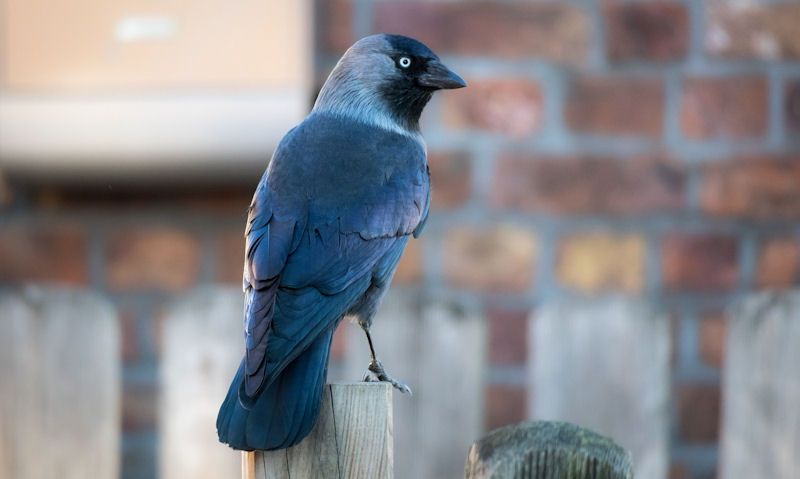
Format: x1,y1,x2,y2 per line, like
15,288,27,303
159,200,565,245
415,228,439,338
466,421,633,479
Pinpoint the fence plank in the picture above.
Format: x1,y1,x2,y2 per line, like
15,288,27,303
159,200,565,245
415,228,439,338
720,291,800,479
337,292,486,479
0,287,119,479
160,286,242,479
244,382,393,479
531,298,670,479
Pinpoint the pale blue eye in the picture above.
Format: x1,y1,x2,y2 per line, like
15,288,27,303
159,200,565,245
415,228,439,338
399,57,411,68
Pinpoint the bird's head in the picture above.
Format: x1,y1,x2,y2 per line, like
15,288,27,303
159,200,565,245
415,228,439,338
313,34,466,134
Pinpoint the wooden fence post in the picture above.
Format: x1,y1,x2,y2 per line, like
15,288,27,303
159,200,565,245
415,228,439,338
242,382,393,479
465,421,633,479
338,292,485,479
0,287,120,479
160,287,242,479
530,298,670,479
720,291,800,479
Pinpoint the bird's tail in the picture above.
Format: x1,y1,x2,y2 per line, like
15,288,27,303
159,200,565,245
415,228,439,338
216,327,334,451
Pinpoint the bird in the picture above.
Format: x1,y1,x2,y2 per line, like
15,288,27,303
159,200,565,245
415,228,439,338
216,33,466,451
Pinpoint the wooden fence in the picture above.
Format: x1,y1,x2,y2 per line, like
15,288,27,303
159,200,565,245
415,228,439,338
720,291,800,479
2,286,799,478
0,287,119,479
160,287,242,479
531,298,670,479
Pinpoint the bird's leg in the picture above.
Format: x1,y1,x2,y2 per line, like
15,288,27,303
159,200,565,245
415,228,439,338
361,329,413,395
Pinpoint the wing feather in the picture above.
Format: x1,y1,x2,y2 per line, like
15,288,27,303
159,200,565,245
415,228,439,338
240,113,430,399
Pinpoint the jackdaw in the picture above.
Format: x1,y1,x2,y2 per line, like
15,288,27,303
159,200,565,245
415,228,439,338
216,34,466,451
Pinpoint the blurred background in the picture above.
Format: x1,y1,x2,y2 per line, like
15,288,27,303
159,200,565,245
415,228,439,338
1,1,799,479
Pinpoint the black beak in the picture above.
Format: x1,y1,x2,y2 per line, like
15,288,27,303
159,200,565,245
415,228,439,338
417,60,467,90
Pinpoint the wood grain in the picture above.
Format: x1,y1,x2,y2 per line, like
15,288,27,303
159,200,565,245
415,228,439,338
0,287,120,479
267,384,338,478
244,383,393,479
720,291,800,479
531,298,670,479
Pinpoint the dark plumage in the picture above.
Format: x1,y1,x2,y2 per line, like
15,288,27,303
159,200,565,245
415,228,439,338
217,34,465,451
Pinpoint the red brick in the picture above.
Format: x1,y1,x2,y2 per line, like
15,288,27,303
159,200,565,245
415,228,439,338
394,237,423,285
122,383,157,432
441,79,543,137
106,228,200,292
706,3,800,60
120,309,140,364
317,0,353,55
757,237,800,289
702,157,800,219
662,234,739,292
45,186,251,215
699,313,727,370
374,2,590,64
444,225,537,293
485,385,527,431
681,77,768,140
487,309,529,366
216,230,244,284
428,152,471,209
786,79,800,136
172,190,252,215
492,155,685,216
0,224,88,285
669,462,689,479
604,2,689,62
0,171,11,208
676,383,721,443
557,232,646,293
566,76,664,137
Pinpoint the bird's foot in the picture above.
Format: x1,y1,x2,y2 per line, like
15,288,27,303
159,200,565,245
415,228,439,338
362,359,413,395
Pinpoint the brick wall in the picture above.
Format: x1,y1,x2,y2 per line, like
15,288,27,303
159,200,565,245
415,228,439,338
316,2,800,478
1,1,799,478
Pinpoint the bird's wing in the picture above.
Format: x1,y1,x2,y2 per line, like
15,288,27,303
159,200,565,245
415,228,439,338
240,177,302,398
413,165,432,238
241,114,429,398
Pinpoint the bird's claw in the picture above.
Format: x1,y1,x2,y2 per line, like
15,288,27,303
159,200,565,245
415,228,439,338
362,359,413,395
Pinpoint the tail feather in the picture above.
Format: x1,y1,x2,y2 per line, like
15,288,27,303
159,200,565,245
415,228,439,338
217,327,334,450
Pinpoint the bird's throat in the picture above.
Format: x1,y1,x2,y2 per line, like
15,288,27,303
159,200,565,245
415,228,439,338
379,86,433,132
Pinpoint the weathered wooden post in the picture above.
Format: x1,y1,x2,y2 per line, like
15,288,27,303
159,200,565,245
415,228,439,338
0,287,120,479
720,291,800,479
531,299,669,479
161,287,242,479
242,382,393,479
465,421,633,479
